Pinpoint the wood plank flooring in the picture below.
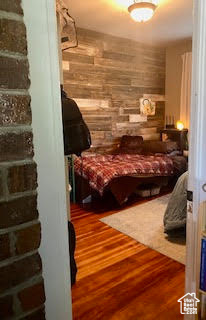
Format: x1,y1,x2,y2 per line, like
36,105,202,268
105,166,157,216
71,195,185,320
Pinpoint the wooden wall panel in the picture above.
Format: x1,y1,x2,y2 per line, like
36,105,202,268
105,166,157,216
63,27,166,152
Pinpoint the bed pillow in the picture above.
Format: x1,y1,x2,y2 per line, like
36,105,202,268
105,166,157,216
165,141,180,153
142,141,179,154
119,135,144,154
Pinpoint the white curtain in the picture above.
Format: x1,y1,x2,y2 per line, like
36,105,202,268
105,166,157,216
180,52,192,129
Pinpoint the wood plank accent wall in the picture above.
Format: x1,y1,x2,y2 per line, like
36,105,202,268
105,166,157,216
63,28,166,153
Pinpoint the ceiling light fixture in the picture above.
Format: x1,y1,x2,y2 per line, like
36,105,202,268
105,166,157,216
128,1,157,23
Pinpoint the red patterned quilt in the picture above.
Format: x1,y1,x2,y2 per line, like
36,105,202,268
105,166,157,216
74,154,174,195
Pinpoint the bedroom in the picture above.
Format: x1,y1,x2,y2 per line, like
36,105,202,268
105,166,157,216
57,0,193,319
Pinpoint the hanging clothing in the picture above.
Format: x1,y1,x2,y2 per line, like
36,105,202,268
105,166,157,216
61,89,91,156
56,0,78,50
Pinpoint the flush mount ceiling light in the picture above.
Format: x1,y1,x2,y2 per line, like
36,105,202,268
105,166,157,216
128,1,157,22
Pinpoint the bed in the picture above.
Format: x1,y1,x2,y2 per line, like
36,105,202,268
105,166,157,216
75,153,174,194
74,136,187,205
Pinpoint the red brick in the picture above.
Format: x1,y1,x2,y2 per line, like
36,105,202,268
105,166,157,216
18,282,45,312
0,19,27,54
13,253,42,286
15,223,41,255
22,308,45,320
0,295,14,319
0,0,23,15
0,131,34,162
0,56,30,90
8,163,37,194
0,195,38,229
0,254,42,294
0,264,12,294
0,234,11,261
0,2,45,318
0,94,31,126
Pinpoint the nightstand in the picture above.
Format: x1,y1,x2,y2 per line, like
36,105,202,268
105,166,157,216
160,128,188,155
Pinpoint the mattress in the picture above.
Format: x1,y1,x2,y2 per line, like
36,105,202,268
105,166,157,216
74,154,174,196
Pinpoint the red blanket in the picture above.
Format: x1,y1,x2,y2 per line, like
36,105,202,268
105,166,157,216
74,154,174,195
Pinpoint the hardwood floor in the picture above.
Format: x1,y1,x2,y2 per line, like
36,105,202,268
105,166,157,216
71,194,185,320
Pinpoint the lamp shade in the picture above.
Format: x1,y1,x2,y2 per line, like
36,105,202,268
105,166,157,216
176,121,184,131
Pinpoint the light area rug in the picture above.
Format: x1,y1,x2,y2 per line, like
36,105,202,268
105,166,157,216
100,195,186,264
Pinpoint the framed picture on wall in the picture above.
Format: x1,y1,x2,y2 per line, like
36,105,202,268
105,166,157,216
140,98,156,116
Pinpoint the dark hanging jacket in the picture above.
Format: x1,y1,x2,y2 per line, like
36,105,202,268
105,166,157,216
61,89,91,156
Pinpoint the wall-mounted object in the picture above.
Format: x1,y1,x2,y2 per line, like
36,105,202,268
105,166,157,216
140,98,156,116
143,94,165,102
128,0,158,23
56,0,78,51
129,114,147,123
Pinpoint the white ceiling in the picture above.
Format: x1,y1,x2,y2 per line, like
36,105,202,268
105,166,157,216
67,0,193,46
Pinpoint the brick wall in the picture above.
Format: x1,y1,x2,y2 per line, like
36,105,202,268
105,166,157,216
63,28,165,153
0,1,45,319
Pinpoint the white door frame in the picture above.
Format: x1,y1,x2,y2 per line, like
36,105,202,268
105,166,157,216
22,0,206,319
22,1,72,319
186,0,206,319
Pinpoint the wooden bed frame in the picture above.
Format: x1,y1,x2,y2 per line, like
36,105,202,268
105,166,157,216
75,173,172,205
